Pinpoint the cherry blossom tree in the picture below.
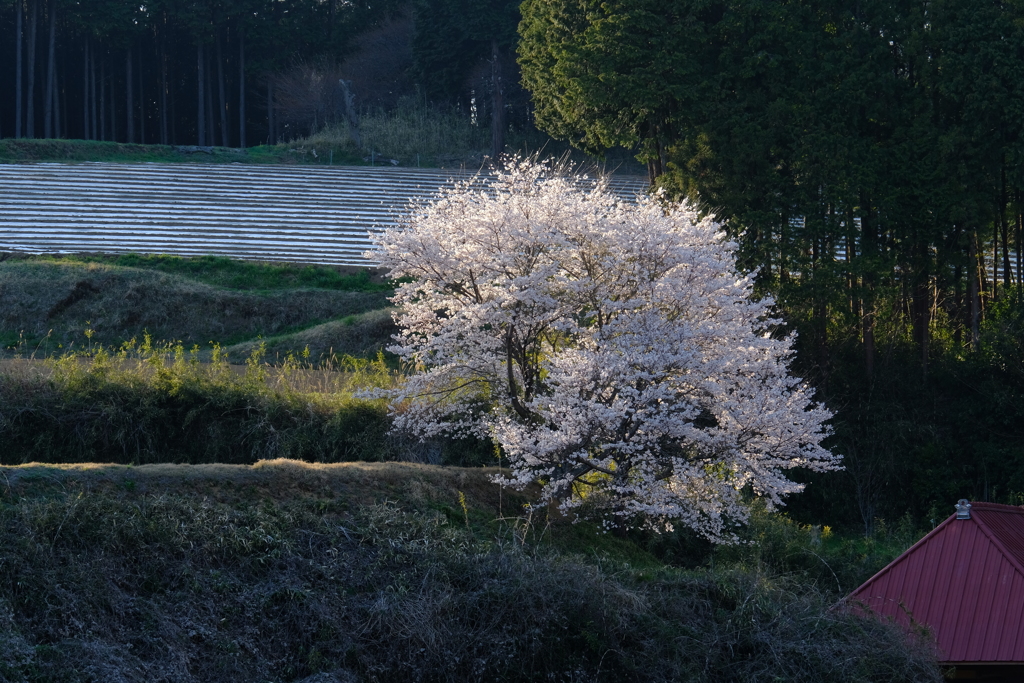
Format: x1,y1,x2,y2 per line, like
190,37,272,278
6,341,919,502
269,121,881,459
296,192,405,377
372,159,840,541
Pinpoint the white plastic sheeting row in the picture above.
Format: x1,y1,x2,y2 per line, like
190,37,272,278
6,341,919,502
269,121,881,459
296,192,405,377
0,163,649,266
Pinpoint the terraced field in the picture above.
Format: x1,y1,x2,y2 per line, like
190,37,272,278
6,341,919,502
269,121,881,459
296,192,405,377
0,163,649,266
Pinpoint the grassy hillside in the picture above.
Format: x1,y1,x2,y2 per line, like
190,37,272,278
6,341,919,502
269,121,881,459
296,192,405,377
0,116,646,174
0,254,408,466
0,460,942,683
0,255,394,360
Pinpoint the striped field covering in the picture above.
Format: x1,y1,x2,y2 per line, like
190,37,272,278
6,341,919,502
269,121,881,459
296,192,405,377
0,163,649,266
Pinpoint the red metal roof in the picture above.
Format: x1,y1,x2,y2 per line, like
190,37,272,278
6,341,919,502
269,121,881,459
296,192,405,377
847,502,1024,664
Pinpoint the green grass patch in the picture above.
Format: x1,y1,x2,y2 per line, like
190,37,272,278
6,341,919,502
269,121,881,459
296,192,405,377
19,254,391,292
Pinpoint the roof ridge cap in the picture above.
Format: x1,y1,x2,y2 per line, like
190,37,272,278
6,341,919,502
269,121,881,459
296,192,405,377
969,501,1024,511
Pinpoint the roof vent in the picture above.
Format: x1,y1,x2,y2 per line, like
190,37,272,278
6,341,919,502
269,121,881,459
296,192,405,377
956,499,972,520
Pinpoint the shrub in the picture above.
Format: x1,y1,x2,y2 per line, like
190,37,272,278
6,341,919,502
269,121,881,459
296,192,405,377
0,478,942,683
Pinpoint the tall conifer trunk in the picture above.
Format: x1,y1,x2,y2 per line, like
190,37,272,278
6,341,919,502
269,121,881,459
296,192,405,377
83,41,90,139
490,39,504,160
43,0,55,138
54,46,62,137
197,43,206,145
110,64,117,141
15,0,23,138
138,48,145,143
238,29,245,148
860,197,876,379
26,0,38,138
126,48,134,143
267,80,275,144
99,56,106,141
217,32,228,146
1017,193,1022,286
160,41,168,145
991,222,998,298
1000,168,1012,288
969,230,981,351
205,48,215,145
912,249,931,379
90,47,97,139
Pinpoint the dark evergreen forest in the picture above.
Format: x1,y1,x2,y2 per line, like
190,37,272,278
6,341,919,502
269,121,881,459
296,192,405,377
521,0,1024,535
0,0,528,149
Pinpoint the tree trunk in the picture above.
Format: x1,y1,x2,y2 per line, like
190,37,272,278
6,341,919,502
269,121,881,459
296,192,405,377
90,46,97,140
99,56,106,141
109,61,117,141
953,261,963,348
912,262,931,379
15,0,23,138
267,79,275,144
83,41,89,139
43,0,55,138
55,45,62,137
197,42,206,145
815,233,829,389
205,47,215,146
27,0,37,138
860,197,876,378
138,48,145,144
238,29,245,148
170,67,177,144
160,42,168,145
217,32,229,147
126,48,134,143
490,39,504,161
1000,169,1012,288
992,220,999,299
969,230,981,351
339,79,360,147
1017,194,1022,287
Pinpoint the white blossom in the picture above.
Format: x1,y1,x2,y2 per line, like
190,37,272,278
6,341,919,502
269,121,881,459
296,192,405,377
370,158,840,542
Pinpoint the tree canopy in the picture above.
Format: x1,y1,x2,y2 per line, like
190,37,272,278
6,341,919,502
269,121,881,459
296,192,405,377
373,160,838,540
